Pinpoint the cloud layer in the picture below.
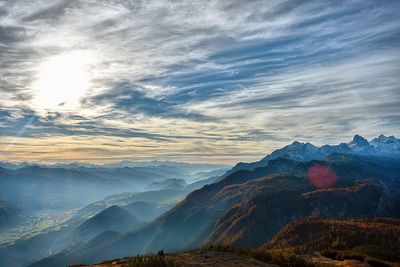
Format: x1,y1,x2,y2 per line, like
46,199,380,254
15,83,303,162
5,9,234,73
0,0,399,163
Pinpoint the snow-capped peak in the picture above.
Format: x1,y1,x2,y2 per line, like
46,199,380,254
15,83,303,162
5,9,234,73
371,134,399,144
370,134,400,155
229,134,400,175
348,134,370,148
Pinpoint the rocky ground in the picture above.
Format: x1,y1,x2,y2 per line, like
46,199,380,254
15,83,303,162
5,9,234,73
70,250,375,267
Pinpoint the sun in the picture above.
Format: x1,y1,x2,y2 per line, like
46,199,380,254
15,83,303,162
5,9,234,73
32,51,94,112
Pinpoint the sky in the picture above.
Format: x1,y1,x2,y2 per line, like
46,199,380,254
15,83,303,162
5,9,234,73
0,0,399,164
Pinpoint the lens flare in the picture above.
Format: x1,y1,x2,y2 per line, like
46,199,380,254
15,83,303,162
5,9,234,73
307,164,338,189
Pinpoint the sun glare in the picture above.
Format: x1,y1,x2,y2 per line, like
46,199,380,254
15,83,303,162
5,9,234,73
32,51,94,112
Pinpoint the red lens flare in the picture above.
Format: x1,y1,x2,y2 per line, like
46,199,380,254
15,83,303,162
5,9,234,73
307,164,338,189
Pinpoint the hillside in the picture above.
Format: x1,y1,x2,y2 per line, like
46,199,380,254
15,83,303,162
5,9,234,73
206,181,391,248
75,218,400,267
70,205,141,242
264,217,400,262
146,178,187,191
122,201,173,222
0,188,189,267
33,153,400,266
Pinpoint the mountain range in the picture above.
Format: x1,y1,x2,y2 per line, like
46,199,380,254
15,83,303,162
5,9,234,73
69,205,142,243
0,200,25,233
225,134,400,176
0,162,228,217
25,134,400,267
0,187,190,267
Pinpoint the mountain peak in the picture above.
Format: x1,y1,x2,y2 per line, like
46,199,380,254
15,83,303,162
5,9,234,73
352,134,366,141
349,134,369,147
72,205,141,242
291,141,302,146
373,134,398,144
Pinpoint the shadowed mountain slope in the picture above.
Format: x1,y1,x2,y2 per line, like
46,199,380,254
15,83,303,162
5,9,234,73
223,134,400,178
206,181,392,248
0,187,190,267
33,153,400,266
121,201,174,222
70,205,141,242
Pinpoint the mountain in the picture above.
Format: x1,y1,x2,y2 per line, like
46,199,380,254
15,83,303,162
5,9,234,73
0,163,224,216
348,134,370,147
371,134,400,155
0,166,147,214
190,168,229,182
0,187,190,267
33,151,400,266
20,134,400,266
205,181,394,248
31,231,124,267
146,178,187,191
73,188,190,223
0,162,31,170
0,200,24,233
224,134,400,177
70,205,141,243
185,175,220,191
0,161,229,173
122,201,173,222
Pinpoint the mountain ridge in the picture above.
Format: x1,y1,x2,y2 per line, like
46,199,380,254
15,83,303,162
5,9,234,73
22,134,400,267
70,205,142,243
263,216,400,260
32,151,400,266
224,134,400,177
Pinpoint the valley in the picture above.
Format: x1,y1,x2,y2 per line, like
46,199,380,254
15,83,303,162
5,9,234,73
1,134,398,267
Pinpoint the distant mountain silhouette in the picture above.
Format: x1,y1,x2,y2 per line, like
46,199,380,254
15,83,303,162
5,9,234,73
25,134,400,267
122,201,174,222
0,187,192,267
0,165,164,214
0,163,226,216
70,205,141,243
33,151,400,266
146,178,187,191
0,200,24,233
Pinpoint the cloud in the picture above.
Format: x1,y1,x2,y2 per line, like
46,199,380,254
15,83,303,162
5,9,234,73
185,49,400,142
0,0,399,163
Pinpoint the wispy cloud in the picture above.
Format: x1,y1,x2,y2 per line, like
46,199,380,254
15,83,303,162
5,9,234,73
0,0,399,163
